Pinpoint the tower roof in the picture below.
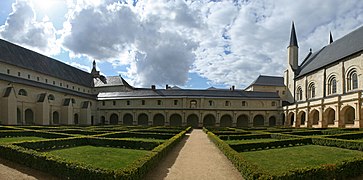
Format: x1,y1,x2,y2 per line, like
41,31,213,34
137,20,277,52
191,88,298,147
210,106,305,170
289,22,299,47
329,31,334,44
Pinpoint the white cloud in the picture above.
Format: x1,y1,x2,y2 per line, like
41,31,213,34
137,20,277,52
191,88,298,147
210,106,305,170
0,0,59,55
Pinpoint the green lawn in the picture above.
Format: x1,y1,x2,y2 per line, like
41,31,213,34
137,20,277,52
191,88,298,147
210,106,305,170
225,138,279,144
47,145,150,170
241,145,363,175
0,136,46,144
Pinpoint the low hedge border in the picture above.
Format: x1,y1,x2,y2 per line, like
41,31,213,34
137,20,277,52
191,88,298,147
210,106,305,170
0,127,191,179
229,138,312,152
325,131,363,140
97,131,176,140
218,134,272,141
207,130,363,179
0,130,71,139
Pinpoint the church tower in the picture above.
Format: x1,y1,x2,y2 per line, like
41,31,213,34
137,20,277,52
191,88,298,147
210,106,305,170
284,22,299,103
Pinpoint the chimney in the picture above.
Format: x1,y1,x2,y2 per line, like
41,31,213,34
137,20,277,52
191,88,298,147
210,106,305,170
166,84,169,89
232,85,235,91
151,85,156,90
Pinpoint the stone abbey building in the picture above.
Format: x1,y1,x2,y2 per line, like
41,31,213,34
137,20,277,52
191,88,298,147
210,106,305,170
0,22,362,128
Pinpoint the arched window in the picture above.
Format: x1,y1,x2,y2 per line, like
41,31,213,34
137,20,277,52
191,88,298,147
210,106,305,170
347,69,358,91
296,86,303,101
242,101,247,106
48,94,55,100
190,100,197,108
225,101,230,106
328,76,337,95
308,83,315,99
18,89,27,96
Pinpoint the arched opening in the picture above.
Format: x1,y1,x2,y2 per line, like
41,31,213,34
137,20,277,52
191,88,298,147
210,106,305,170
203,114,216,127
17,108,22,125
25,109,34,125
110,113,119,125
74,113,79,125
343,106,355,124
310,110,319,125
220,114,232,127
91,116,94,125
269,116,276,126
236,114,249,127
170,114,182,126
138,113,148,126
299,111,306,125
123,113,133,126
325,108,335,125
187,114,199,128
101,116,106,125
253,115,264,127
53,111,60,124
153,114,165,126
288,112,294,126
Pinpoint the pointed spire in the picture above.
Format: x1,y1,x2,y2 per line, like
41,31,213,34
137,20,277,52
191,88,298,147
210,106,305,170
93,60,96,68
329,31,333,44
289,22,299,47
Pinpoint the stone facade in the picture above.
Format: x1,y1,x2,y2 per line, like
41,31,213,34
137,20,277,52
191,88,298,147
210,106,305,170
283,23,363,128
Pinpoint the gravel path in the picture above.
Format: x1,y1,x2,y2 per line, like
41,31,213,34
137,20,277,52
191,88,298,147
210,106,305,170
144,129,244,180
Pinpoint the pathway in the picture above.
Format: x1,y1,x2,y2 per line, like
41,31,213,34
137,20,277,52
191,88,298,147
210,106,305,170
144,129,244,180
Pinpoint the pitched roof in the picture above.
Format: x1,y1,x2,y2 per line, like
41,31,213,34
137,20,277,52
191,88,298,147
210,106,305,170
98,88,280,100
246,75,284,89
0,39,94,87
296,25,363,78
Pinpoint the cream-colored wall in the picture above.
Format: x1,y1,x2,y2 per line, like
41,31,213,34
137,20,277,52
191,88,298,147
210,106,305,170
0,62,94,95
284,53,363,128
247,85,287,100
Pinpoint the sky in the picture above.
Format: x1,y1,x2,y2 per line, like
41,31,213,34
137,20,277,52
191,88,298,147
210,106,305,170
0,0,363,89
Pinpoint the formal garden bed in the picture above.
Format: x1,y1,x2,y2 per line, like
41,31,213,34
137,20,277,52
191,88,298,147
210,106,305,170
205,127,363,179
0,125,190,179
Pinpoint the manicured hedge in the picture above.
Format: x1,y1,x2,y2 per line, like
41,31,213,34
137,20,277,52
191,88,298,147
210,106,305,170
47,129,108,136
311,137,363,151
14,137,161,151
325,131,363,140
0,130,71,139
229,138,311,152
218,134,271,141
131,129,181,134
0,127,191,180
98,132,175,140
283,130,323,136
207,130,363,180
213,131,251,136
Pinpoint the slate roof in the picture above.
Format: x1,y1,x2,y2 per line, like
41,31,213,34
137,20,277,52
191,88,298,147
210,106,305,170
94,76,124,87
246,75,284,89
98,88,280,100
296,25,363,78
0,39,94,87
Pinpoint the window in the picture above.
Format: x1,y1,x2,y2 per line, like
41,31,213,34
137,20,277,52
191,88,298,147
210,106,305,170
18,89,27,96
71,98,76,104
225,101,230,106
113,101,116,106
53,81,55,85
308,83,315,99
157,100,162,105
209,100,214,106
276,90,279,94
142,100,145,105
271,101,276,106
66,85,69,88
328,76,337,95
7,69,10,74
45,79,48,83
72,86,75,90
102,101,105,106
296,86,303,101
127,100,130,105
78,88,80,91
17,72,20,76
48,94,55,100
242,101,247,106
347,70,358,91
282,91,285,95
28,74,30,79
190,100,197,108
37,77,39,81
174,100,178,105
